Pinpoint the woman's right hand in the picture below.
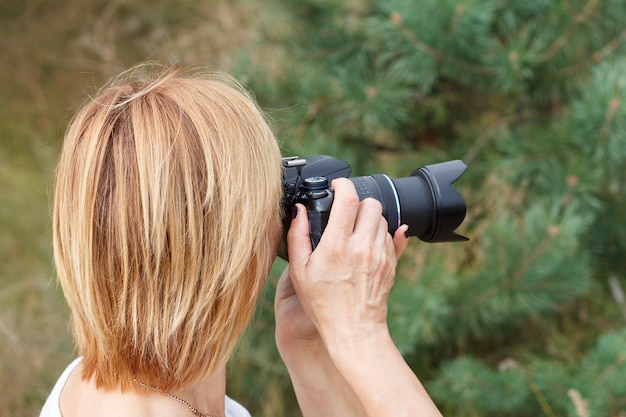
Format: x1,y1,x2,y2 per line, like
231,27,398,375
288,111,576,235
274,178,410,417
281,178,442,417
285,178,409,351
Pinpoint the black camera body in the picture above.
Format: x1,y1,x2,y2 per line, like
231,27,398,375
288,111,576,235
279,155,468,259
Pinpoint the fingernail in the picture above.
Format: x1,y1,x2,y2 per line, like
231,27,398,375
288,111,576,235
402,225,409,239
292,205,299,219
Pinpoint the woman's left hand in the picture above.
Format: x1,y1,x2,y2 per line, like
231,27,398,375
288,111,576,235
274,265,320,350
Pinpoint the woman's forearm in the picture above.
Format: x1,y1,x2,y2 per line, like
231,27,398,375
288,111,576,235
325,325,443,417
278,338,366,417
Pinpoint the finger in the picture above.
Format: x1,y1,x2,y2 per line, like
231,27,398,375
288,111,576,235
353,198,384,236
323,178,360,240
366,206,390,248
380,216,397,262
286,204,312,269
363,215,397,295
393,224,410,259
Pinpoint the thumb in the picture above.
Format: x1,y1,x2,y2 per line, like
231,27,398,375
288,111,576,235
275,266,295,302
286,204,312,269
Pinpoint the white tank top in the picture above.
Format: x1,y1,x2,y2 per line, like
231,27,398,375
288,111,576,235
39,358,251,417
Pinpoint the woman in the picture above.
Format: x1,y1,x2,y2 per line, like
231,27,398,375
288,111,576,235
41,64,442,417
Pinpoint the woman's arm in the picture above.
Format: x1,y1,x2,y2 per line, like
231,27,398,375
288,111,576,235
322,323,442,417
275,267,365,416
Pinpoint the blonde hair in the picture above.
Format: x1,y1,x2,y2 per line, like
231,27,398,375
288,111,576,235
53,64,283,391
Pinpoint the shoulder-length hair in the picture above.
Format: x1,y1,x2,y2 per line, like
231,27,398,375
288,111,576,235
53,64,283,391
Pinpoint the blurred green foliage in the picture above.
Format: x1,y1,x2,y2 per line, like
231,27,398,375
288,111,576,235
1,0,625,416
242,1,626,415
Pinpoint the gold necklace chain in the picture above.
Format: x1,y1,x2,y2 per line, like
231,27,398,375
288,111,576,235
133,379,217,417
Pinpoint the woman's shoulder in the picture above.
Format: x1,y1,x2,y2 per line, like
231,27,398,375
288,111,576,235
39,358,83,417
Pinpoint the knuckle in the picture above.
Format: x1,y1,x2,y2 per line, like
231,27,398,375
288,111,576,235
338,191,360,209
347,239,366,260
327,238,349,256
332,179,360,206
361,198,383,214
376,250,389,268
353,240,379,266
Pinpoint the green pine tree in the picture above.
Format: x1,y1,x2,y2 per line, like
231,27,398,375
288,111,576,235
230,0,626,415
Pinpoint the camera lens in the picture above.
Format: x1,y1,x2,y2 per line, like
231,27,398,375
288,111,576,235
349,160,468,242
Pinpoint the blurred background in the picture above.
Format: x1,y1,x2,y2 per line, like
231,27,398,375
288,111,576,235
1,0,625,416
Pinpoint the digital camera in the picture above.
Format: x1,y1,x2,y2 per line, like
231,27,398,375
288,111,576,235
279,155,468,260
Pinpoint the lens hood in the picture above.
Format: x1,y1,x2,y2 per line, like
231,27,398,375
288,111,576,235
412,160,468,242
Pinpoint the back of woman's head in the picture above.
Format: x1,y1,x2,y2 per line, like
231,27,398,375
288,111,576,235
53,64,283,391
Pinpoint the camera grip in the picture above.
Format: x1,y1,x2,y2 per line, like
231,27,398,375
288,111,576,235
304,186,333,250
307,208,329,249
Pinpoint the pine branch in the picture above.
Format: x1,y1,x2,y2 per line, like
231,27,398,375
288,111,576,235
567,389,590,417
561,0,600,23
462,112,531,164
608,276,626,322
507,225,560,289
293,102,320,140
343,138,403,153
528,381,557,417
596,89,624,149
452,186,577,316
537,0,600,63
553,28,626,77
389,11,495,76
